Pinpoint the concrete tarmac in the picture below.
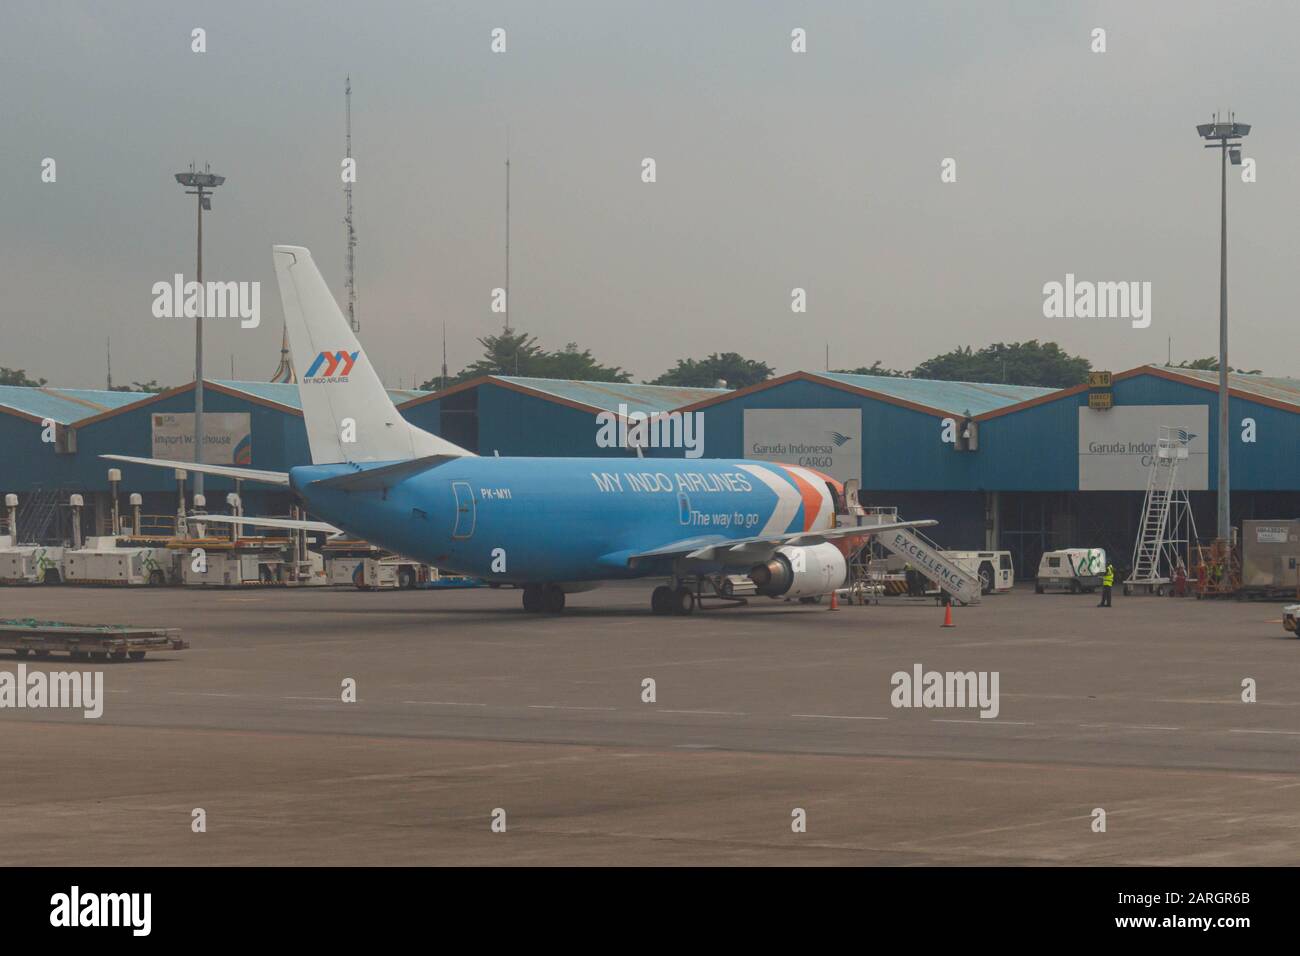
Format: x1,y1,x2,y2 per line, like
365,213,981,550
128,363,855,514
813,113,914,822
1,583,1296,865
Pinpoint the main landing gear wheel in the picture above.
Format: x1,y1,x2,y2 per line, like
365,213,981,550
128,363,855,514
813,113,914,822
651,585,675,615
524,584,566,612
673,586,695,615
522,585,543,612
541,584,566,613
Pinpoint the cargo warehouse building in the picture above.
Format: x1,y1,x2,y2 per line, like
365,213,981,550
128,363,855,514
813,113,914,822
2,366,1297,578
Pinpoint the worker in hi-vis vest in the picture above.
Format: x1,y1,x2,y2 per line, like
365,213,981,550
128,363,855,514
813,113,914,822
1098,562,1115,607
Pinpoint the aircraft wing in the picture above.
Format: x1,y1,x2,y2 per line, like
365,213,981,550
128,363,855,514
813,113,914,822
101,455,290,486
194,513,342,534
626,519,937,567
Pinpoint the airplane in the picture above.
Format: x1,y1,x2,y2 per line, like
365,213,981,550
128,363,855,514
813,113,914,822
106,244,936,614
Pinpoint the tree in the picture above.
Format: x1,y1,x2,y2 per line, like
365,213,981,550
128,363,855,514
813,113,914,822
531,343,631,382
911,341,1090,388
650,352,772,389
0,367,47,387
1168,357,1261,375
453,328,543,382
832,360,909,378
420,329,630,389
109,380,169,393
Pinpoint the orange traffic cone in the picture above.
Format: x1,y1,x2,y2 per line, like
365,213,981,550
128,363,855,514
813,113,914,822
941,602,955,627
830,589,839,610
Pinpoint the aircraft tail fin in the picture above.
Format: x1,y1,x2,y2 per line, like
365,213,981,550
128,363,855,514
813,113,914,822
271,245,473,464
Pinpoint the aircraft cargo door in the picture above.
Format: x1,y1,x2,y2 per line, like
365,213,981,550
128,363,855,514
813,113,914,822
452,481,476,539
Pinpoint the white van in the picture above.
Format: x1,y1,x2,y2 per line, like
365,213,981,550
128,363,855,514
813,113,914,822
943,551,1014,594
1035,549,1106,593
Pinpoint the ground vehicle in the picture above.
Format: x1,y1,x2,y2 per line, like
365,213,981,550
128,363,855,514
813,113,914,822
1284,604,1299,636
322,540,427,590
0,542,65,584
1035,548,1106,593
64,539,176,586
943,550,1013,594
180,548,288,586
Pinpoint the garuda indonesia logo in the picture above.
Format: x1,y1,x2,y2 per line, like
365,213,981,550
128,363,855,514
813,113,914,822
827,430,852,447
305,350,360,382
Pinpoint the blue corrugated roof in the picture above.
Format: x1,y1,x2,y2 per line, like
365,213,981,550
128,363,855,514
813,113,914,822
495,376,729,413
1157,367,1300,410
211,380,428,411
210,380,303,408
0,386,142,425
818,372,1055,416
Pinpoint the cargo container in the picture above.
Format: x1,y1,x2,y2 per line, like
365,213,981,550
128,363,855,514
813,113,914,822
1241,520,1300,598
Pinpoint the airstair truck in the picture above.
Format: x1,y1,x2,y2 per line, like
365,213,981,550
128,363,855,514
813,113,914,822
849,506,982,606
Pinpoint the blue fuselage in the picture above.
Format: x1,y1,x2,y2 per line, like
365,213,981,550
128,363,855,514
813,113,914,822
291,457,833,583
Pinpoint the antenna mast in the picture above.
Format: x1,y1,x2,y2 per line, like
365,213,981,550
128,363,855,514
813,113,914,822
345,76,358,333
504,131,511,333
106,338,112,390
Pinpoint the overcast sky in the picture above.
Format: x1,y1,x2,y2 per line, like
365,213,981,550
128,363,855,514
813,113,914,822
2,0,1297,389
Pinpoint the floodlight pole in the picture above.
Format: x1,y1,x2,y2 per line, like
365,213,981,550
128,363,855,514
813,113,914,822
195,182,205,497
175,166,224,497
1217,137,1227,543
1197,115,1249,544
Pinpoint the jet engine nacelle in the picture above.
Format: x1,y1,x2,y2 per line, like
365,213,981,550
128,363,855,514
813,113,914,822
749,542,848,599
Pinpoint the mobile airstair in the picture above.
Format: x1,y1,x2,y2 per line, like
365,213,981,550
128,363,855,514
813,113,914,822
842,500,982,606
1125,425,1199,596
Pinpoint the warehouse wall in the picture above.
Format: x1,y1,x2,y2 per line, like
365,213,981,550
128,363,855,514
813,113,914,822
73,391,311,494
398,396,441,440
693,378,976,490
864,491,988,551
476,384,667,459
0,413,84,493
1111,374,1300,490
5,371,1299,508
979,373,1300,492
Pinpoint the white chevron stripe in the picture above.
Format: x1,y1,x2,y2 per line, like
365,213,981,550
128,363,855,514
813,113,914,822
739,464,801,536
784,465,835,530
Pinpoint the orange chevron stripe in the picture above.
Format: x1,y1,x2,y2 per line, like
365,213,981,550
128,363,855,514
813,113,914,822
778,465,826,532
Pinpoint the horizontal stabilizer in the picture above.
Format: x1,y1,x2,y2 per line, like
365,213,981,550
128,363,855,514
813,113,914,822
307,455,456,493
196,513,341,534
101,454,289,486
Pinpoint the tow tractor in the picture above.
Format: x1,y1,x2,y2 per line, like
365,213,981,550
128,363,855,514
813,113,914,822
321,538,482,590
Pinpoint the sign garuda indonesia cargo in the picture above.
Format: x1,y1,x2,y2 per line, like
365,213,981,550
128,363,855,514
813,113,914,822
151,413,252,465
1077,405,1208,491
743,409,861,483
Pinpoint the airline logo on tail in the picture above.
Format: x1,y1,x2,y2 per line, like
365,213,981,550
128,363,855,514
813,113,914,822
304,349,360,383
